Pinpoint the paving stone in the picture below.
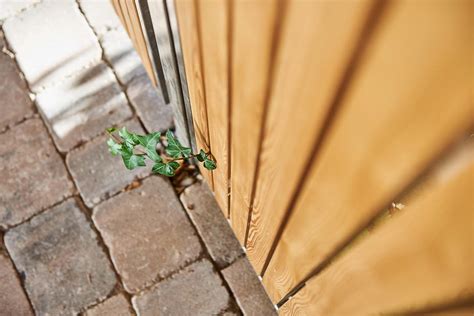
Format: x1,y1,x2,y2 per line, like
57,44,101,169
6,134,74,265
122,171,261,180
36,62,132,152
0,119,74,228
101,28,146,86
0,30,5,50
93,176,202,293
222,257,277,316
4,199,117,315
0,255,33,316
66,119,149,208
79,0,122,36
85,294,132,316
0,0,40,22
2,0,101,92
180,181,243,268
132,260,230,316
128,74,174,133
0,52,35,132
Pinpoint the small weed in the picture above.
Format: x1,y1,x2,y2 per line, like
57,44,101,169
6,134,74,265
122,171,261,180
106,127,216,177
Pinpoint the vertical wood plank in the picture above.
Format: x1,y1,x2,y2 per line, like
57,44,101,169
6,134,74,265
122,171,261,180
197,0,230,215
278,143,474,315
124,0,157,86
118,0,134,38
423,305,474,316
229,0,279,244
264,0,474,302
246,0,375,273
112,2,155,86
175,0,213,185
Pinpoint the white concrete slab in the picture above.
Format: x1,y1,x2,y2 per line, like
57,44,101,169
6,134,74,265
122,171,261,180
36,63,132,151
0,0,40,22
3,0,101,92
101,28,146,86
78,0,121,36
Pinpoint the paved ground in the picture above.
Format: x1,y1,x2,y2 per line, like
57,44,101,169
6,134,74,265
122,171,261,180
0,1,276,315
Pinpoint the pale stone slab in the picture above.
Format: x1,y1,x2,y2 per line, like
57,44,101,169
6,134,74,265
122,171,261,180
2,0,101,92
85,294,132,316
4,199,117,315
0,0,40,21
36,62,132,152
93,176,202,293
132,260,230,316
66,119,149,208
0,119,74,228
0,255,33,316
78,0,121,36
101,28,146,86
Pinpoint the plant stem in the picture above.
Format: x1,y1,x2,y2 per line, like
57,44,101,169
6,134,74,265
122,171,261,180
108,132,122,144
168,152,205,162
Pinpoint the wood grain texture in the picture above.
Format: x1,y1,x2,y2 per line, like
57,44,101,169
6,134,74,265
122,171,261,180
245,0,374,274
175,0,213,186
229,0,280,244
110,0,157,86
125,0,157,86
424,305,474,316
278,142,474,315
118,0,135,38
263,0,474,302
197,0,230,216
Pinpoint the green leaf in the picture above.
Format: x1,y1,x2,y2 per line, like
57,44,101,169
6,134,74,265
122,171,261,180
107,138,122,156
121,146,146,170
119,127,139,146
203,159,217,170
136,132,161,162
165,130,192,158
168,161,180,171
106,127,117,133
196,149,207,162
152,161,179,177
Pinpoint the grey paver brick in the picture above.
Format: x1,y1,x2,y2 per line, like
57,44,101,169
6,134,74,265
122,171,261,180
66,119,149,208
36,62,132,152
4,198,117,315
85,293,132,316
128,74,174,133
222,312,241,316
132,260,230,316
93,176,202,293
0,254,33,316
222,257,277,316
0,52,35,132
0,30,5,50
180,181,243,268
2,0,101,92
0,119,74,228
101,28,146,86
78,0,121,36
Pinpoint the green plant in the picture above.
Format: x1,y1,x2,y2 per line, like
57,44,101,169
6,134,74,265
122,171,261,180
106,127,216,177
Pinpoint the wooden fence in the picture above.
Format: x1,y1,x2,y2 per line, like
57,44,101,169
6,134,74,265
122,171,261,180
111,0,157,86
114,0,473,314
